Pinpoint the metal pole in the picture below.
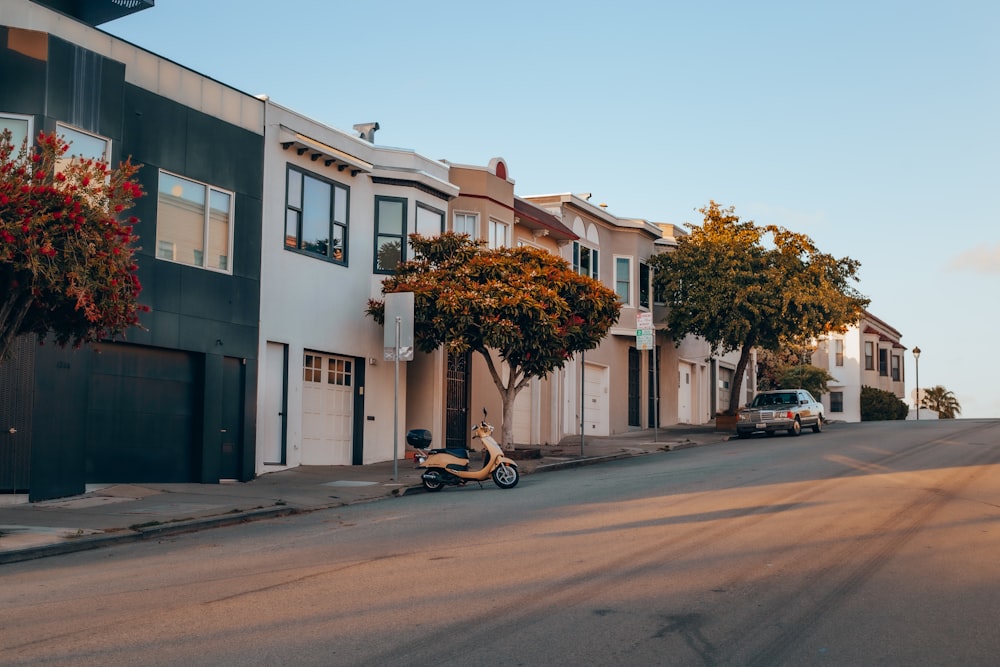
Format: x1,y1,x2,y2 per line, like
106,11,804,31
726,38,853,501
652,337,659,443
580,350,585,456
393,316,401,480
915,356,920,421
651,265,658,443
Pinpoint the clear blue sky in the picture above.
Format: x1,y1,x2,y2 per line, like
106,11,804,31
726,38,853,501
104,0,1000,418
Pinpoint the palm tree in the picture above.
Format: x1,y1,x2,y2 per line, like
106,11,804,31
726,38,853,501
920,385,962,419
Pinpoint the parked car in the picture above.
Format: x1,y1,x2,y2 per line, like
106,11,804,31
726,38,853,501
736,389,824,438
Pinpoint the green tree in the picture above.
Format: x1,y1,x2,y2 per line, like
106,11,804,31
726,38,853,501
367,232,620,448
0,129,145,362
920,385,961,419
860,385,908,421
651,201,869,415
775,364,836,399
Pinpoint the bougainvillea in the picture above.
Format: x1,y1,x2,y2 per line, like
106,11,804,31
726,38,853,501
367,232,621,448
0,129,146,362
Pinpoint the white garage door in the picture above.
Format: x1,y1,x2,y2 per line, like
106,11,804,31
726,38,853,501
301,352,354,465
583,362,609,436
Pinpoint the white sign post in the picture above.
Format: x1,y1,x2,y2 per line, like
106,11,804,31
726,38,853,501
635,311,658,441
384,292,414,480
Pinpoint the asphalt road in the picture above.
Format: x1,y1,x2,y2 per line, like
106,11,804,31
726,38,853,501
2,419,998,666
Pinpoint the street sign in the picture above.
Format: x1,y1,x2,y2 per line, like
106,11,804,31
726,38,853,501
636,312,654,350
383,292,414,361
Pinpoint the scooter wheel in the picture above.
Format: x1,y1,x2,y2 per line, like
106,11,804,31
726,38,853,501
491,463,519,489
422,470,445,492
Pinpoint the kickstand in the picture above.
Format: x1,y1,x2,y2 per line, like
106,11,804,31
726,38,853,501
477,480,485,489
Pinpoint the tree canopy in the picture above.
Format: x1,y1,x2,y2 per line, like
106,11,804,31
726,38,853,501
366,232,621,447
0,130,146,362
920,385,961,419
650,201,869,414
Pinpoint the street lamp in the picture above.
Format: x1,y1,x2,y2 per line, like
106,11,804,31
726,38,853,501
913,346,921,420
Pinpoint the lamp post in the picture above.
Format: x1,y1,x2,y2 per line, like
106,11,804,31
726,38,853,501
913,346,921,420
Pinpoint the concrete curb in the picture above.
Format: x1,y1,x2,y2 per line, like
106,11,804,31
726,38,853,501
1,438,724,564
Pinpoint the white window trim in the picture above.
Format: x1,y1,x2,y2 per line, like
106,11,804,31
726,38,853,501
488,218,509,249
453,210,479,239
56,122,111,163
614,255,633,306
156,169,236,275
0,112,34,152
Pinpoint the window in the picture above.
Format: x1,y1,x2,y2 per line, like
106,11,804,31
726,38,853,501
327,357,353,387
878,348,888,376
891,354,900,381
0,113,32,152
453,211,478,238
56,123,110,174
286,166,349,263
615,257,631,305
864,341,875,370
375,196,406,273
638,262,651,309
488,218,509,249
830,391,844,413
573,241,599,279
834,339,844,367
415,203,444,238
157,171,234,272
303,354,323,382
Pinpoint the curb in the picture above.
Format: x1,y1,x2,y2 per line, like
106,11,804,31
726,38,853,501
1,440,723,564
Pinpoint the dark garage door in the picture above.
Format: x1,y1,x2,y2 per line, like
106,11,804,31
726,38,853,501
85,345,198,483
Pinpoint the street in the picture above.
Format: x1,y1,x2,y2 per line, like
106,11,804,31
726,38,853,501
2,419,999,666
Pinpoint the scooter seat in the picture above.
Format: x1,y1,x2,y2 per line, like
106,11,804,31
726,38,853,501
431,448,470,459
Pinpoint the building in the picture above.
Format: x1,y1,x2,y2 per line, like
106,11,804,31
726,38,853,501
255,101,458,473
813,310,907,422
2,0,263,499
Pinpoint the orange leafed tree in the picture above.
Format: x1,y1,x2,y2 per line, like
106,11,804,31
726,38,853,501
0,129,146,362
367,232,621,448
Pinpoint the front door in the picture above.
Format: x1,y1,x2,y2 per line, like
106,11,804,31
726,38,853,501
220,356,244,480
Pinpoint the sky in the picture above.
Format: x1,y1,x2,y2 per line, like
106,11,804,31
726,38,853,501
102,0,1000,418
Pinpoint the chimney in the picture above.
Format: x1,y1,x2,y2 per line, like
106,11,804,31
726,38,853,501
353,122,380,143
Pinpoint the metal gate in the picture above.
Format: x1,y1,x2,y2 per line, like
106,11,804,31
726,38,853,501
627,347,640,426
0,335,35,493
445,351,470,449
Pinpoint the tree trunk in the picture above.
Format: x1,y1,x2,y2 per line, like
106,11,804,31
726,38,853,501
725,337,756,415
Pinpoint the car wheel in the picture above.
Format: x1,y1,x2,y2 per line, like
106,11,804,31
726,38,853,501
788,418,802,437
812,415,823,433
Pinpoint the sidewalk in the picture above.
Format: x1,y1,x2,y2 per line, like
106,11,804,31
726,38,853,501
0,424,731,564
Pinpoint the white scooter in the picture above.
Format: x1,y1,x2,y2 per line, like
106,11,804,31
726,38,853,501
408,410,520,492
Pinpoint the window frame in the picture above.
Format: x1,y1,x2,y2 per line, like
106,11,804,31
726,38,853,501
374,195,408,274
285,165,350,264
638,261,651,309
891,354,900,381
453,211,479,239
487,218,509,249
572,241,600,280
55,122,110,174
0,112,34,153
864,341,875,371
614,256,632,306
830,391,844,413
156,169,235,274
835,338,845,367
878,348,889,377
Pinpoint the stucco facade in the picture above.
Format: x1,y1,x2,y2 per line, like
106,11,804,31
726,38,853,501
813,311,907,422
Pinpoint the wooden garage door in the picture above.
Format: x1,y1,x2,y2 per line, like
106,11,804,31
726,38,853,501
301,352,354,465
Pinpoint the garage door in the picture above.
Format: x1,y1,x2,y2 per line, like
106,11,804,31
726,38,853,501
583,362,609,436
85,345,197,483
301,352,354,465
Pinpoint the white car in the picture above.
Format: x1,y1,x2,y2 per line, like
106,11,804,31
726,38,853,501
737,389,825,438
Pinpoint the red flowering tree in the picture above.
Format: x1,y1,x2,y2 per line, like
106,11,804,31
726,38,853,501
367,232,620,448
0,129,145,362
